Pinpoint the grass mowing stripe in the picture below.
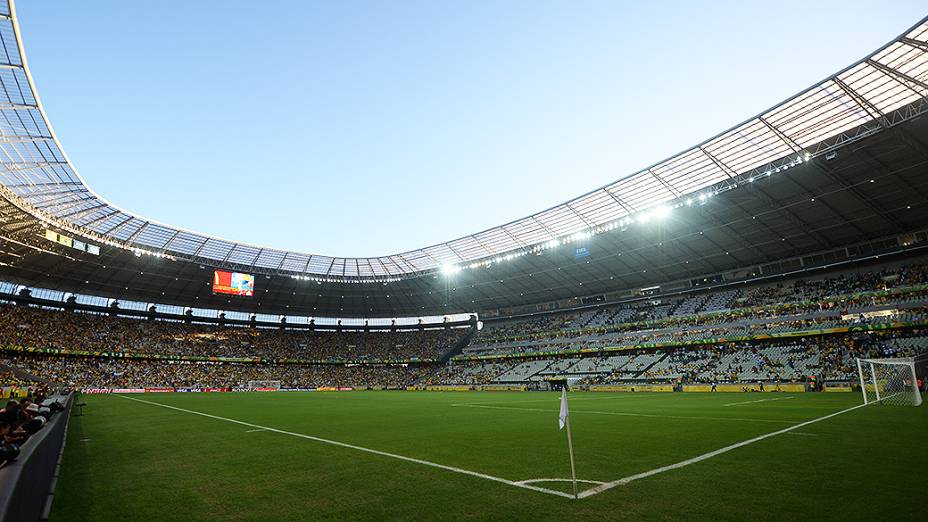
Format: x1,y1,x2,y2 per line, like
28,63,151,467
576,400,870,499
451,403,799,424
113,394,577,500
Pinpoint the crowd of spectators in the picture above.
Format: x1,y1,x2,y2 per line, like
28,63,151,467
477,312,578,339
466,308,928,358
0,304,468,361
1,263,926,393
1,331,924,390
469,263,928,349
427,330,928,387
0,304,471,390
741,264,928,307
0,385,67,465
1,355,434,390
419,361,511,386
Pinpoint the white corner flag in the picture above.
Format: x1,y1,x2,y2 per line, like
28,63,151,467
558,386,579,499
559,387,569,430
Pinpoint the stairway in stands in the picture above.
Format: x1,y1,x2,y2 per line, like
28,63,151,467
630,352,669,378
437,328,477,363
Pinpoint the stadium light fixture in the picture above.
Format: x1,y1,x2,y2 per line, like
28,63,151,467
652,206,672,220
570,231,590,242
440,264,461,276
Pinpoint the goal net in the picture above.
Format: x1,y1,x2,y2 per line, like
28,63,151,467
247,380,281,391
856,358,922,406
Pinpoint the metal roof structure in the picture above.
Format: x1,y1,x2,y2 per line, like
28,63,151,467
0,2,927,281
2,3,928,319
4,111,928,320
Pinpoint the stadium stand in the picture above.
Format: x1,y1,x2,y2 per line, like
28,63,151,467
424,332,928,387
0,356,430,390
463,263,928,355
0,303,468,362
1,262,926,391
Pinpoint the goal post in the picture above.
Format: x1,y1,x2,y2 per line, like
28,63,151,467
855,358,922,406
247,380,281,391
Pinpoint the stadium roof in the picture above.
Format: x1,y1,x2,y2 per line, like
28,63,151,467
0,3,927,281
2,5,928,319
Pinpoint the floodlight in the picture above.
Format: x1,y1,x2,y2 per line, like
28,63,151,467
440,264,461,276
652,206,672,219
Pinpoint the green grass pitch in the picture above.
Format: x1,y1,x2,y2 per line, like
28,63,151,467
50,391,926,521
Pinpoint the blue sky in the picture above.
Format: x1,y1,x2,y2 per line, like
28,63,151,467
15,1,927,257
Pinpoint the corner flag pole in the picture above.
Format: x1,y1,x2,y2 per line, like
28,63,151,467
559,386,579,499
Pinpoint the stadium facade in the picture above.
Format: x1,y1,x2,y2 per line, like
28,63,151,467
0,1,927,322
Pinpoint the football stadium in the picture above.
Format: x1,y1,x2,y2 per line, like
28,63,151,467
1,2,927,521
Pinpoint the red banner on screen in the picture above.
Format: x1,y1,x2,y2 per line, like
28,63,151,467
213,270,255,296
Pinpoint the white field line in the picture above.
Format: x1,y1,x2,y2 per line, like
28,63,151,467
113,395,574,499
558,392,669,401
451,403,798,424
576,401,869,499
464,395,667,406
722,397,796,407
512,394,667,403
244,428,269,433
516,478,605,486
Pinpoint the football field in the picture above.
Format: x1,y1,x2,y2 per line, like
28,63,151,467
51,391,926,521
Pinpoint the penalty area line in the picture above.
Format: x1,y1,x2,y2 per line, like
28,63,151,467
722,396,796,407
112,394,575,500
451,403,797,424
576,401,869,499
459,394,667,406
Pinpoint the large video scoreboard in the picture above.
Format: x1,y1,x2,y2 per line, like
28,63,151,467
212,270,255,297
